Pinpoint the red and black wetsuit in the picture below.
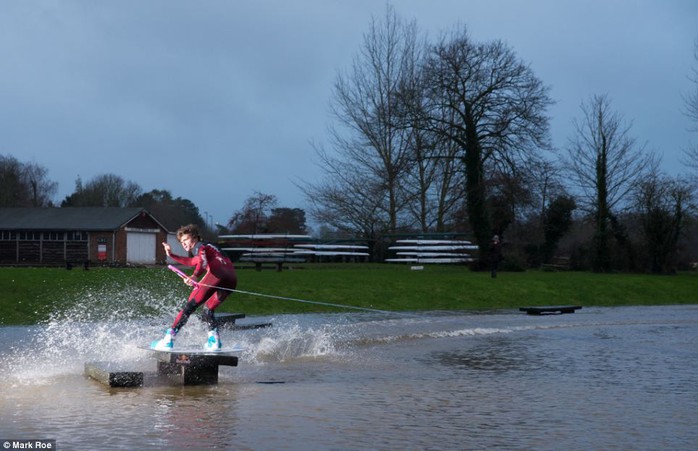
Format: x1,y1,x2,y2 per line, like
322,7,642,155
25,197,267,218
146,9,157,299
168,241,237,333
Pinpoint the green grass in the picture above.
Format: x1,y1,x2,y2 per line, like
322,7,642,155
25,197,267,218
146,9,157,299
1,264,697,325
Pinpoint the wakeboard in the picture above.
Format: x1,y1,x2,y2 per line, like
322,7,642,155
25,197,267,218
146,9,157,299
138,345,246,355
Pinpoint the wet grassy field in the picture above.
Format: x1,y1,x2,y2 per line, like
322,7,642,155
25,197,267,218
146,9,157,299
2,264,697,325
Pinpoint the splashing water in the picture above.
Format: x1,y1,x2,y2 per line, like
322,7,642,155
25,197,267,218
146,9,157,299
250,319,345,363
1,278,367,385
2,280,185,385
1,277,538,387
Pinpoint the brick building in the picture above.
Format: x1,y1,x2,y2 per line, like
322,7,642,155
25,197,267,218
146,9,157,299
0,207,172,266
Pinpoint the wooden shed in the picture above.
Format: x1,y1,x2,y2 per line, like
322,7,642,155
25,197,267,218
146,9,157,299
0,207,171,266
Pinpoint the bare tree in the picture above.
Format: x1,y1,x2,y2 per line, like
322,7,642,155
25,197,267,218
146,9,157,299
303,148,388,241
397,58,465,232
22,162,58,207
0,154,57,207
421,27,553,263
303,5,422,237
525,157,575,264
635,172,695,273
61,173,142,207
403,134,465,232
564,94,657,271
227,192,278,234
528,158,568,238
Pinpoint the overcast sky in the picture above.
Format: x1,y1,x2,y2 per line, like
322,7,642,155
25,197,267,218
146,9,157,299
1,1,697,229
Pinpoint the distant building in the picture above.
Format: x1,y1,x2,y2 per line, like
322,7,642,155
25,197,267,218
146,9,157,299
0,207,171,266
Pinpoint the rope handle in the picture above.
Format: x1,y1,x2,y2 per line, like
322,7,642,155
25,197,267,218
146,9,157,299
167,264,200,288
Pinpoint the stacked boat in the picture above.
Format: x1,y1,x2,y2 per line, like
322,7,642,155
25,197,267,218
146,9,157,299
385,239,478,264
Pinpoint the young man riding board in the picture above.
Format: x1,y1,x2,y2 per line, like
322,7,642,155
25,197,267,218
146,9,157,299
151,224,237,351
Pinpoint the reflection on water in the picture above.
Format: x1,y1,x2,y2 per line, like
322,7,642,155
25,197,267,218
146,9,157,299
430,336,542,372
1,305,698,449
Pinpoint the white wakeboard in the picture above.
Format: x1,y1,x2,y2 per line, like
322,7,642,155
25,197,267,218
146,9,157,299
138,345,246,355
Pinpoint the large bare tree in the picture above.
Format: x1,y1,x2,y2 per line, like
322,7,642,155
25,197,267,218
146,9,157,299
303,5,422,238
420,28,553,263
565,94,656,271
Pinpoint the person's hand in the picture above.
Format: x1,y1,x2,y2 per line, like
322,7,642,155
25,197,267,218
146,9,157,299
162,242,172,256
184,276,198,287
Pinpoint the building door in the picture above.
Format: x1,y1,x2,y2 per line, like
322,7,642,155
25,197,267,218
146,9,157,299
126,231,156,264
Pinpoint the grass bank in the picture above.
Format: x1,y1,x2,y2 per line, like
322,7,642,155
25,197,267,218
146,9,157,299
2,264,697,325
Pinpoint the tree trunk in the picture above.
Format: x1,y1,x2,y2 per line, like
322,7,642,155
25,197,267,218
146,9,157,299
463,112,491,269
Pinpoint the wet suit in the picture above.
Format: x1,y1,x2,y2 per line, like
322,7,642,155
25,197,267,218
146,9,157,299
168,241,237,333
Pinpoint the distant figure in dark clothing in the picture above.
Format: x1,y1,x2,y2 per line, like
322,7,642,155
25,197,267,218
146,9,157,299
489,235,502,278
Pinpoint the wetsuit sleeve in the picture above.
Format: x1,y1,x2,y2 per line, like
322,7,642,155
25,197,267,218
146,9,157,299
169,243,208,278
191,246,207,279
168,253,198,267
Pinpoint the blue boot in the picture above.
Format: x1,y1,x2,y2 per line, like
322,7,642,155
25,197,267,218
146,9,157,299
151,328,175,350
204,329,221,351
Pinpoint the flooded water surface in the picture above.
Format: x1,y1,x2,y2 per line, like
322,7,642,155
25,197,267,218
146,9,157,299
1,305,697,450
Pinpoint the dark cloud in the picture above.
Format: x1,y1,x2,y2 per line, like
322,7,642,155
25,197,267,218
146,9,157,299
1,0,696,225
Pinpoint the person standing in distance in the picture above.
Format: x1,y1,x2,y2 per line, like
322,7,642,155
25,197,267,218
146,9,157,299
489,235,503,278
